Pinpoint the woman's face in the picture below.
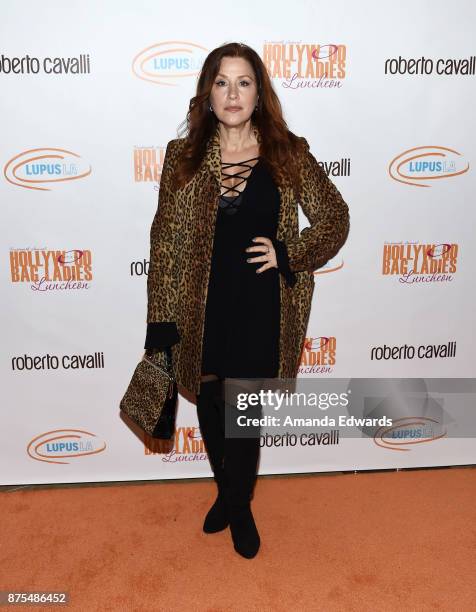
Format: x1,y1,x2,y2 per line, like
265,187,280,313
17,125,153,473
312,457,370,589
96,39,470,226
209,56,259,127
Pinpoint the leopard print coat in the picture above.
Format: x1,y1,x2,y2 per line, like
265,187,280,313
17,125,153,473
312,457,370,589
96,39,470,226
146,123,350,396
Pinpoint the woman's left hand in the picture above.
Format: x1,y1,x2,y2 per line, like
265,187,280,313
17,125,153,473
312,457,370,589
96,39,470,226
245,237,277,273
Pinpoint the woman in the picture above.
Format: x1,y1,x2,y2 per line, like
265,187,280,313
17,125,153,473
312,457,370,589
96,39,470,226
144,42,350,559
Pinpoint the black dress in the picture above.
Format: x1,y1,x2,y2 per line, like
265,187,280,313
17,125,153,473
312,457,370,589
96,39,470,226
200,157,281,379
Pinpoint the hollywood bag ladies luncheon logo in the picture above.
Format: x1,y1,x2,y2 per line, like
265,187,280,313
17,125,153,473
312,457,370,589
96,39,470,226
300,336,336,374
263,42,347,89
10,248,93,291
381,242,458,284
146,426,208,463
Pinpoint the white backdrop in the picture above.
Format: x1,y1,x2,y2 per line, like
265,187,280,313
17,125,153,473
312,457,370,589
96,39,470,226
2,0,475,485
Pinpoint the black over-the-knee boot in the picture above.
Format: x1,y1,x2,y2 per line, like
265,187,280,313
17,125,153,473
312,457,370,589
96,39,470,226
222,395,262,559
196,378,229,533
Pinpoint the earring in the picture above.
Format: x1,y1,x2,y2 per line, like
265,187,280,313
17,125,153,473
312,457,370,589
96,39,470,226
209,104,213,112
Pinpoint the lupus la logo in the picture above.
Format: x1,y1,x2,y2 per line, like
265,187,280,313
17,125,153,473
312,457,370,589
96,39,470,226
388,146,469,187
10,248,93,291
134,145,166,184
145,426,207,462
263,43,347,89
382,242,458,284
132,41,208,86
314,255,344,275
299,336,336,374
27,429,107,464
373,417,447,451
4,147,91,191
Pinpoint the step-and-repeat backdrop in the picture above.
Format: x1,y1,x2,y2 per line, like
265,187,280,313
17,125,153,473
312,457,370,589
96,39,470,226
2,0,475,485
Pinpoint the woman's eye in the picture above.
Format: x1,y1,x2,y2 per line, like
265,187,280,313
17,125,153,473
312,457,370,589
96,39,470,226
215,80,250,86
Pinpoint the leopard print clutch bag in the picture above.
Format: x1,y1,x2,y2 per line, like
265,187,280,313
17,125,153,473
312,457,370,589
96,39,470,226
120,350,178,439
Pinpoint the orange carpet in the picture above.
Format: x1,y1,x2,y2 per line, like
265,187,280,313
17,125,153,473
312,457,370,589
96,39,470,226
1,466,474,611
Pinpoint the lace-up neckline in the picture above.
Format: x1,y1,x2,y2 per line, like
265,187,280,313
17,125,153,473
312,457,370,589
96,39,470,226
219,156,260,215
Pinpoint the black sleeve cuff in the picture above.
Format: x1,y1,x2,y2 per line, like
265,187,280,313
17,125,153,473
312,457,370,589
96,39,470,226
271,238,297,288
144,322,180,349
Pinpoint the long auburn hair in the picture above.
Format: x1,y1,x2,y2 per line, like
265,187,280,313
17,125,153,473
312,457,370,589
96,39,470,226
174,42,307,194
